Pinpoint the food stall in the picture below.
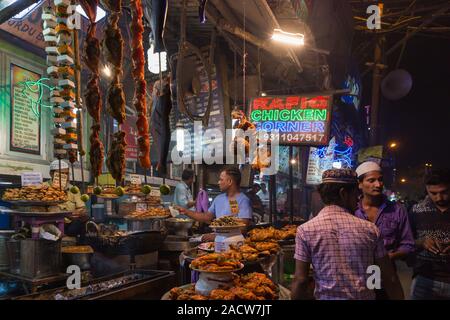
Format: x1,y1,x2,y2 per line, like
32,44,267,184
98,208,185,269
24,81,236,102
0,0,343,301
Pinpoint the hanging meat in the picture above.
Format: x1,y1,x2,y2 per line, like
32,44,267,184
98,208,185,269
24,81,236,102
106,131,127,183
102,0,125,125
150,78,172,175
130,0,150,169
89,124,104,178
80,0,104,179
102,0,126,184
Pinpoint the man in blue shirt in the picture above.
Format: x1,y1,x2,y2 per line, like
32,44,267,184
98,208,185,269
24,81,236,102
178,167,253,240
173,169,196,211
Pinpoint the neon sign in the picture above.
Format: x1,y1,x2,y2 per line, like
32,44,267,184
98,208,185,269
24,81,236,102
249,95,332,145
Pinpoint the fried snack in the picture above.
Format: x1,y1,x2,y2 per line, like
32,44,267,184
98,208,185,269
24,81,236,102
169,273,277,301
61,246,94,254
125,207,169,219
210,216,245,227
190,253,242,271
248,226,297,242
2,185,67,202
228,241,279,263
210,289,236,300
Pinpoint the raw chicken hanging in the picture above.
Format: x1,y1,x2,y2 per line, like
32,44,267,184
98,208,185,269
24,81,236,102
130,0,150,169
80,0,104,179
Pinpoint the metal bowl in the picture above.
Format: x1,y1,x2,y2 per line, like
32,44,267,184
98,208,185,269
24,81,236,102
164,218,194,236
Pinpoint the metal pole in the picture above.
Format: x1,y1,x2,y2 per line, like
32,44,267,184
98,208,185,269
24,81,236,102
269,174,276,224
58,158,62,191
289,146,294,224
369,36,384,146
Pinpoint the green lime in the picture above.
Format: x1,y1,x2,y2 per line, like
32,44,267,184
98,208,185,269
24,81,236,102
80,194,90,202
160,184,170,195
70,186,80,194
115,186,125,197
93,186,102,195
141,185,151,195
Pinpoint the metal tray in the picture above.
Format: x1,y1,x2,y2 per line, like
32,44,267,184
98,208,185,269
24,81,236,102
85,230,168,256
15,269,176,300
5,200,66,206
10,211,71,217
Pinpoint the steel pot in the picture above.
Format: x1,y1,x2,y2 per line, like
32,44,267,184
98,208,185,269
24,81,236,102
127,219,165,232
62,252,93,271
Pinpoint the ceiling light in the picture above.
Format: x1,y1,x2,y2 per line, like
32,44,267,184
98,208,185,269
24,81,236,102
271,29,305,46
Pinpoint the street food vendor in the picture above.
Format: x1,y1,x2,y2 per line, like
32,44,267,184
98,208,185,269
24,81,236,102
46,160,86,215
173,169,196,217
177,167,253,240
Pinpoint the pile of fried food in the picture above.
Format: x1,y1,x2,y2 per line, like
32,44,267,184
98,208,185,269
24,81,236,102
124,185,142,194
61,246,94,254
210,216,245,227
145,195,161,206
169,273,278,300
248,225,297,242
190,253,242,272
228,241,280,262
125,207,170,219
2,185,67,202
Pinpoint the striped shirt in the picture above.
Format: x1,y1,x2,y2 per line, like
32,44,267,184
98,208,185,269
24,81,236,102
295,205,387,300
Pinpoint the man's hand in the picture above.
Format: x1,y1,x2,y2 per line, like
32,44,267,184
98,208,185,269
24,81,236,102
187,201,196,208
421,237,442,254
201,233,216,242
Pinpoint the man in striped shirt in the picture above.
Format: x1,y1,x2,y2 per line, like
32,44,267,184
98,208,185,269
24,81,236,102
291,169,404,300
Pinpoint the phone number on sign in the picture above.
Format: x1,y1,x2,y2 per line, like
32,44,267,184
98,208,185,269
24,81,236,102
262,133,325,143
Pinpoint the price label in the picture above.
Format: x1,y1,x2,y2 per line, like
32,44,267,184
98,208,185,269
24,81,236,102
150,188,161,197
136,202,147,212
52,172,68,189
130,174,141,185
21,172,42,186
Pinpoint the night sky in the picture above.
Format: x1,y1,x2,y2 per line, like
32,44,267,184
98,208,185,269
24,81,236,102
364,36,450,172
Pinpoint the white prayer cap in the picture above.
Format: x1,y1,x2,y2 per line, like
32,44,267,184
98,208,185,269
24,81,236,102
355,161,382,178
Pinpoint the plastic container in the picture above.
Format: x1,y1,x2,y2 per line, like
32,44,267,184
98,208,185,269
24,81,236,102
0,210,11,229
91,204,105,223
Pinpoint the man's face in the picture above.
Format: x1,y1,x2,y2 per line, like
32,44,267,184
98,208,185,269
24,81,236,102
253,185,261,193
261,184,267,192
218,171,233,192
426,184,450,209
359,171,384,197
186,177,194,186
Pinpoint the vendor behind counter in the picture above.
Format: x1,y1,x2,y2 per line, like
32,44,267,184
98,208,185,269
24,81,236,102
177,167,253,241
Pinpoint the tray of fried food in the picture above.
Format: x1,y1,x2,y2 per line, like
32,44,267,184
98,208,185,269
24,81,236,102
124,185,143,195
231,272,279,300
2,185,67,204
190,252,243,273
228,241,280,263
124,207,170,220
168,285,208,300
167,273,279,300
248,226,297,242
210,216,246,230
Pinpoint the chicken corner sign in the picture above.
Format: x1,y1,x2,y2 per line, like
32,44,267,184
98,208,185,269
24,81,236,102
248,94,332,146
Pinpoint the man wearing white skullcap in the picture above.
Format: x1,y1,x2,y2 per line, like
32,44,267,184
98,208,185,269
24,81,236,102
354,161,414,299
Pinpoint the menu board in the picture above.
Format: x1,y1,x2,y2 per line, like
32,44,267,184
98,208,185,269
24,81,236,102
10,64,41,154
248,94,332,146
